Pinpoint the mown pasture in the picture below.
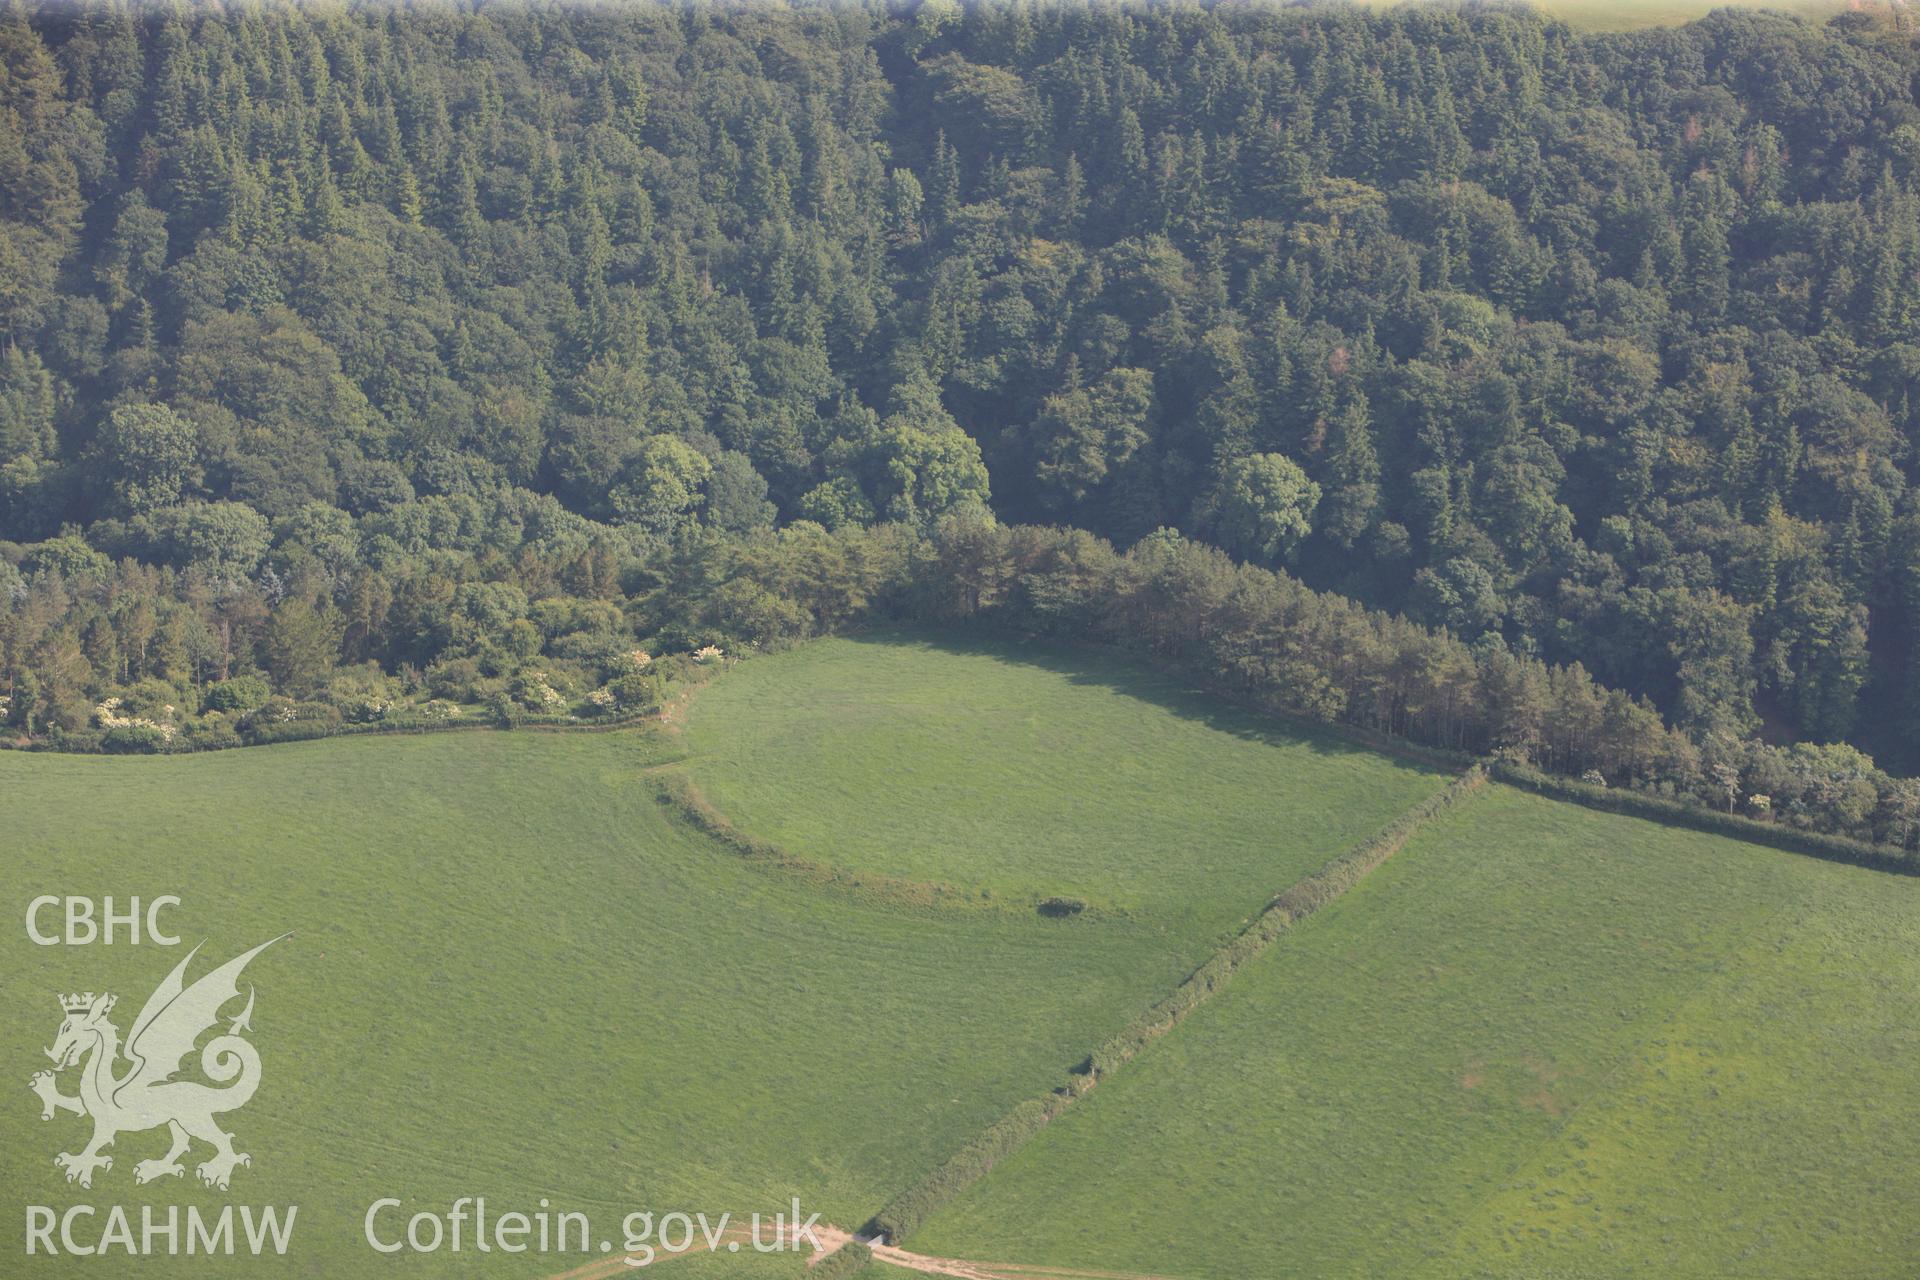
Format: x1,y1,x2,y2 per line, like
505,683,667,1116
913,784,1920,1279
0,725,1245,1277
11,635,1912,1280
681,632,1448,937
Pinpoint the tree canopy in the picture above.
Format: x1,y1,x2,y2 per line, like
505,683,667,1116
5,0,1920,791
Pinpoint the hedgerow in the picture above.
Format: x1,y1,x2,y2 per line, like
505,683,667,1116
864,766,1488,1244
867,1094,1074,1244
805,1239,874,1279
1078,767,1488,1083
1490,760,1916,876
652,772,1024,916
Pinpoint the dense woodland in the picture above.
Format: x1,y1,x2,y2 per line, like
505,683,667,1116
4,0,1920,845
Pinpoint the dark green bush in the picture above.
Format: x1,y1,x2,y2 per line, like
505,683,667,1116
42,727,105,753
179,716,243,751
426,657,488,702
101,724,169,753
238,700,343,744
608,671,662,711
203,674,272,714
806,1240,873,1279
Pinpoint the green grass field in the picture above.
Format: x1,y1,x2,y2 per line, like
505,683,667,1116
7,634,1916,1279
0,727,1224,1277
912,783,1920,1278
681,633,1447,935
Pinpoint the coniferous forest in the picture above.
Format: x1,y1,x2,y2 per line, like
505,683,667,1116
6,0,1920,851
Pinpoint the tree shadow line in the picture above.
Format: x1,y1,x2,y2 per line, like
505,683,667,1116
839,624,1444,774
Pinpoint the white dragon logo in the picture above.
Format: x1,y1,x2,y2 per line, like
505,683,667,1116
28,936,287,1191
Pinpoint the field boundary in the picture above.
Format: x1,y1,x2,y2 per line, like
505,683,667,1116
808,1238,875,1278
652,770,1062,917
859,624,1919,876
1490,760,1917,875
863,764,1490,1245
0,706,667,756
873,620,1476,775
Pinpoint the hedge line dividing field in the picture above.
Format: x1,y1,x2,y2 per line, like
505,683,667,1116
807,1239,875,1279
1490,760,1918,875
1,703,667,754
865,765,1489,1244
3,730,1225,1277
653,770,1041,916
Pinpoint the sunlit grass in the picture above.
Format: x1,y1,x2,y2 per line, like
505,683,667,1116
682,631,1448,938
0,729,1207,1277
915,784,1920,1278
